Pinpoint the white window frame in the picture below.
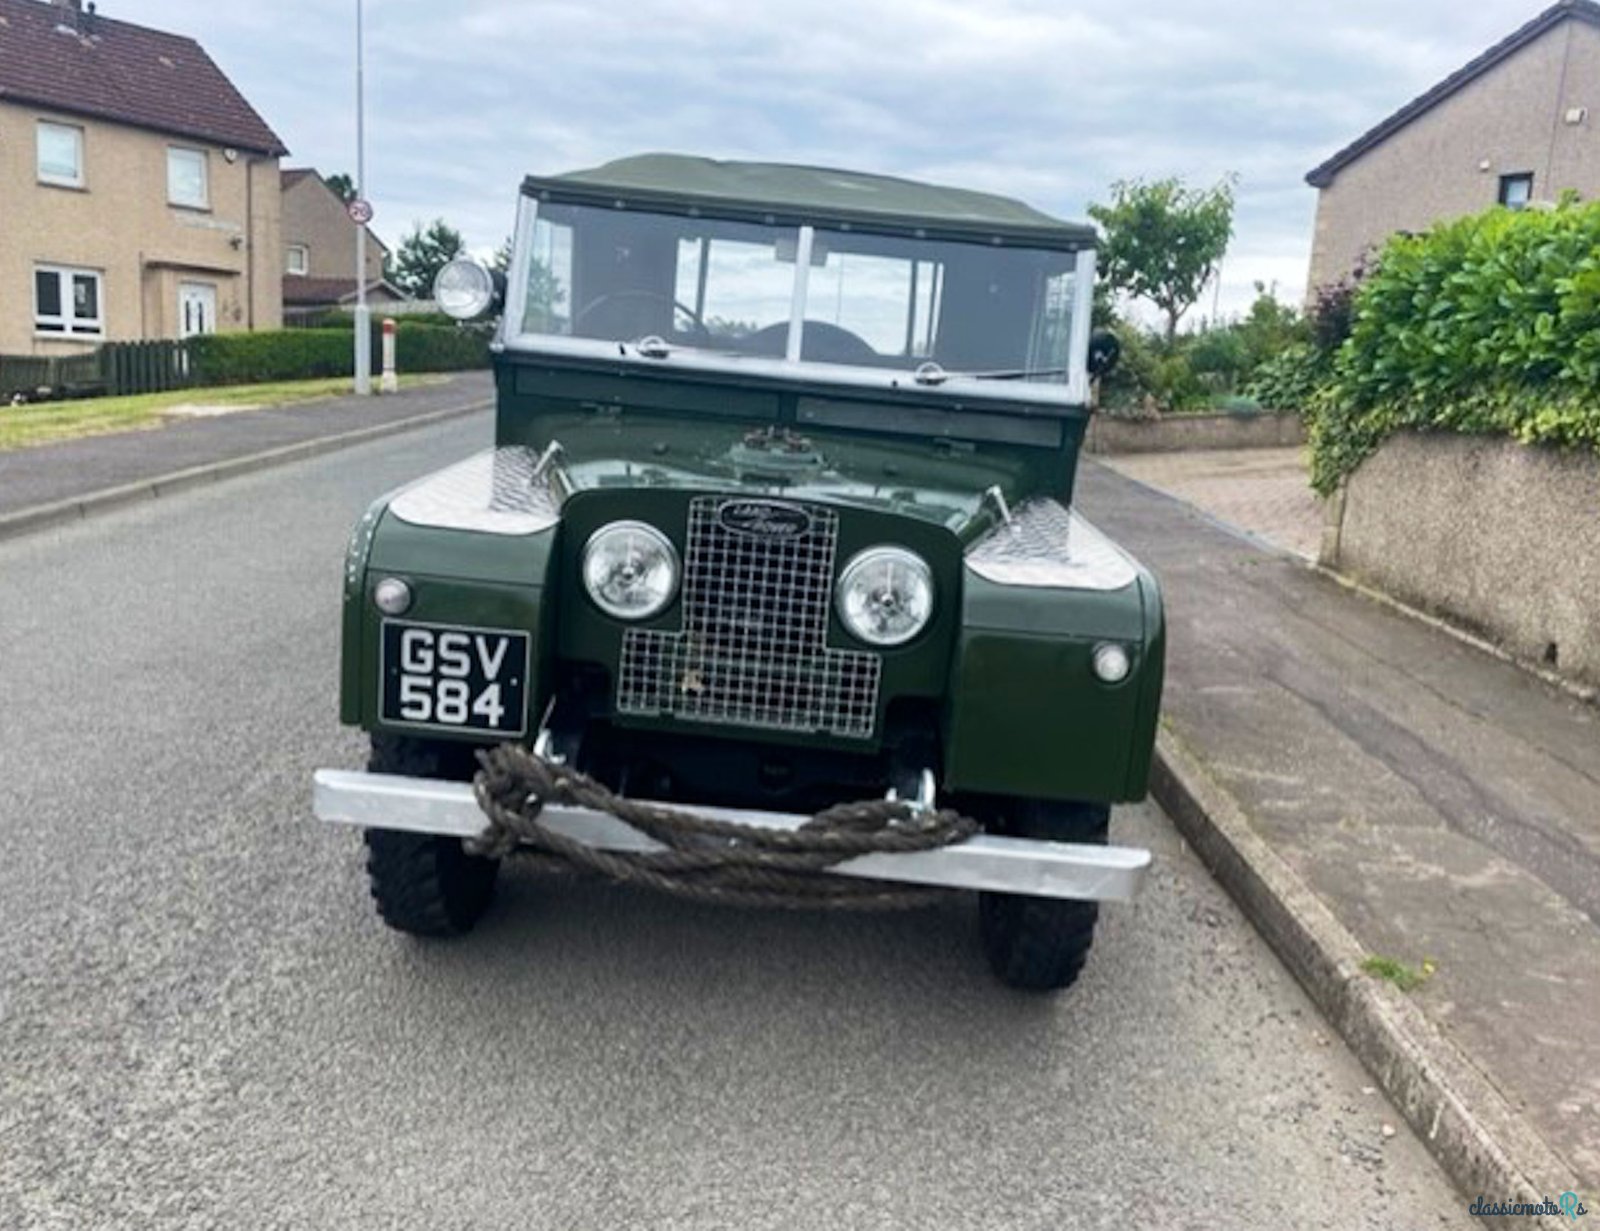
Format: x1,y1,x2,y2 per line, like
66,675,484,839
286,244,309,276
167,145,210,209
34,265,105,338
37,121,85,188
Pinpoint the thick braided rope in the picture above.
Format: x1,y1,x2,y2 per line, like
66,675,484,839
468,744,978,911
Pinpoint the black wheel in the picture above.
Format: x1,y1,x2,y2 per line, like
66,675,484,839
972,798,1109,992
363,734,499,937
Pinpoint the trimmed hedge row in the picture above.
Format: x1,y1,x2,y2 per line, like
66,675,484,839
188,323,487,386
1307,200,1600,494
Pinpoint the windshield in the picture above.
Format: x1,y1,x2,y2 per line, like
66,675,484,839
513,200,1088,396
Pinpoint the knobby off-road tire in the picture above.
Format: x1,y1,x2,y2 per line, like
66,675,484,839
364,734,499,937
974,798,1110,992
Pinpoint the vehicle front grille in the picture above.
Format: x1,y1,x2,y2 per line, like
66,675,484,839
617,497,882,739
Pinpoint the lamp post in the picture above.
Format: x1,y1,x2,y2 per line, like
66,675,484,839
352,0,371,395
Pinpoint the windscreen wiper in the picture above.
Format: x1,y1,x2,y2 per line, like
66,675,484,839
912,362,1069,385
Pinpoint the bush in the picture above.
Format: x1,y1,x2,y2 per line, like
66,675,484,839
1245,343,1330,414
189,323,487,386
1309,199,1600,493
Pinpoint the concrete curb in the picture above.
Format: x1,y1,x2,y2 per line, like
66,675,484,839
0,397,490,544
1150,730,1582,1226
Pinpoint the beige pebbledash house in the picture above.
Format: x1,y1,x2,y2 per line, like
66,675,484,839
0,0,287,354
1306,0,1600,292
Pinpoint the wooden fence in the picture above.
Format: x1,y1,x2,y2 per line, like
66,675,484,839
0,340,193,402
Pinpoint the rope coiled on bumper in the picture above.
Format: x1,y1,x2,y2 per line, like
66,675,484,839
469,744,978,910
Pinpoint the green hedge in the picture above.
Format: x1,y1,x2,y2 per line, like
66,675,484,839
1308,199,1600,493
188,323,487,386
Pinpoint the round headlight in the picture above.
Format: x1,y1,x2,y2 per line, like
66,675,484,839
433,257,496,320
1092,643,1132,684
582,522,679,620
836,547,934,647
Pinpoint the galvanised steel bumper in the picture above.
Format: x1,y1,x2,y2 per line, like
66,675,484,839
311,769,1152,903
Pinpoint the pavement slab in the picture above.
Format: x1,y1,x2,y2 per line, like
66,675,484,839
1077,459,1600,1190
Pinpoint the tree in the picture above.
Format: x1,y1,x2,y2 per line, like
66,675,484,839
324,172,356,204
1089,177,1236,343
393,219,465,298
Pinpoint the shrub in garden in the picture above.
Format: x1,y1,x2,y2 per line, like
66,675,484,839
189,324,486,386
1308,199,1600,493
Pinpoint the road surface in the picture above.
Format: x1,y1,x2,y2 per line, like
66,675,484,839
0,415,1466,1229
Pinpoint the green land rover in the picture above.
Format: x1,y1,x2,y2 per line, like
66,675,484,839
313,155,1164,991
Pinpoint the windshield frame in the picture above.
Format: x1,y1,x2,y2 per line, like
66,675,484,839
498,194,1096,409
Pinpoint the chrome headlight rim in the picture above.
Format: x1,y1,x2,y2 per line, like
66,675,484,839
433,256,497,321
581,520,680,621
835,545,935,648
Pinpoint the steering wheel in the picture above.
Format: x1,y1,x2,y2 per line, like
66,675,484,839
573,290,709,342
740,320,878,362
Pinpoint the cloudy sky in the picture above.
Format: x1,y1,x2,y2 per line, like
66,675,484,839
113,0,1552,319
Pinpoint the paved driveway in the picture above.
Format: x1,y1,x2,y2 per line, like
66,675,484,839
1095,446,1324,559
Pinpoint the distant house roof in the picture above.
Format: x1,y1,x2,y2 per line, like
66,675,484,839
1306,0,1600,188
525,153,1097,249
0,0,287,156
280,167,391,255
282,277,408,308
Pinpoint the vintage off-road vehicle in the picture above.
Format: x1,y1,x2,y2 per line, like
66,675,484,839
313,155,1164,991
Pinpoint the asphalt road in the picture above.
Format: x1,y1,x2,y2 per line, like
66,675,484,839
0,415,1468,1230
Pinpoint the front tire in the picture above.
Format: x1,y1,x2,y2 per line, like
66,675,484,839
971,798,1109,992
363,734,499,937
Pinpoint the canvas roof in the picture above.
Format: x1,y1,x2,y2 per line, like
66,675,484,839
524,153,1096,249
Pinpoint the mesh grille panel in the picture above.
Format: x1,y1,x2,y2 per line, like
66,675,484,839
617,498,881,738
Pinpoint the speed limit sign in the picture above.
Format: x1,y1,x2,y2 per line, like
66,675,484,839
347,198,374,225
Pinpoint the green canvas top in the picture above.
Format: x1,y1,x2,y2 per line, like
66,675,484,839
522,153,1097,250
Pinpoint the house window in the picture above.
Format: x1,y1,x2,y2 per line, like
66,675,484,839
1499,172,1534,209
286,244,309,275
37,122,84,187
167,146,209,208
35,266,104,336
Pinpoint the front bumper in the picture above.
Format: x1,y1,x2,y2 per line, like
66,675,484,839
311,769,1152,903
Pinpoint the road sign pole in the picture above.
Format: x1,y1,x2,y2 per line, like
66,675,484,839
353,0,371,396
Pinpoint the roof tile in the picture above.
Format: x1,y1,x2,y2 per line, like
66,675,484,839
0,0,286,155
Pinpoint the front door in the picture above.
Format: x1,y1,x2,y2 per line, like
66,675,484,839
178,282,217,338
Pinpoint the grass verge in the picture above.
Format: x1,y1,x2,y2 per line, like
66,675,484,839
0,375,441,452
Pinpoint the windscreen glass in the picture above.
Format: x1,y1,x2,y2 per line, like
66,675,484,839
519,202,1079,387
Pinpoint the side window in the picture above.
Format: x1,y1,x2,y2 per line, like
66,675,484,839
37,122,84,187
286,245,309,275
35,267,104,336
168,147,209,209
1499,172,1533,209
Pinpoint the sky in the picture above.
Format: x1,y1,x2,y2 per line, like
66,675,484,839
108,0,1558,322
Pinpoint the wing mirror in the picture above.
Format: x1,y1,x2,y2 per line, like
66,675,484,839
1088,329,1121,379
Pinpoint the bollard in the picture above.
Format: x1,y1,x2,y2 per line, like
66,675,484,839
380,318,398,394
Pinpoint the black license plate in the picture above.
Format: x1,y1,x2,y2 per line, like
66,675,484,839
380,621,530,736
